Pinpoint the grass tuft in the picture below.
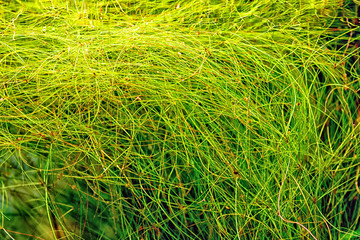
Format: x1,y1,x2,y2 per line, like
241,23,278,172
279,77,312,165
1,0,360,239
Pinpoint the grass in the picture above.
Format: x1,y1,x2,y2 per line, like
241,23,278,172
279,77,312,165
0,0,360,239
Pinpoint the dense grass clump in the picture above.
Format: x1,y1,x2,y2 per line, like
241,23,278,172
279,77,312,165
1,0,360,239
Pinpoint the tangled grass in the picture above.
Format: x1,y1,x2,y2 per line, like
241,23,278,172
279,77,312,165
1,0,360,239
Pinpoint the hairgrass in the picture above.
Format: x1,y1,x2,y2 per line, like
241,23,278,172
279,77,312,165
1,0,360,239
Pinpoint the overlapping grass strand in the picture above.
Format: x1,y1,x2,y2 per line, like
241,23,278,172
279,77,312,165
1,0,360,239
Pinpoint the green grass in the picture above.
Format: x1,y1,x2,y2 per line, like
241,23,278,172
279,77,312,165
1,0,360,239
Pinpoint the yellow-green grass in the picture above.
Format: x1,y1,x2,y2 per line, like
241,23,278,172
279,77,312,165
1,0,360,239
